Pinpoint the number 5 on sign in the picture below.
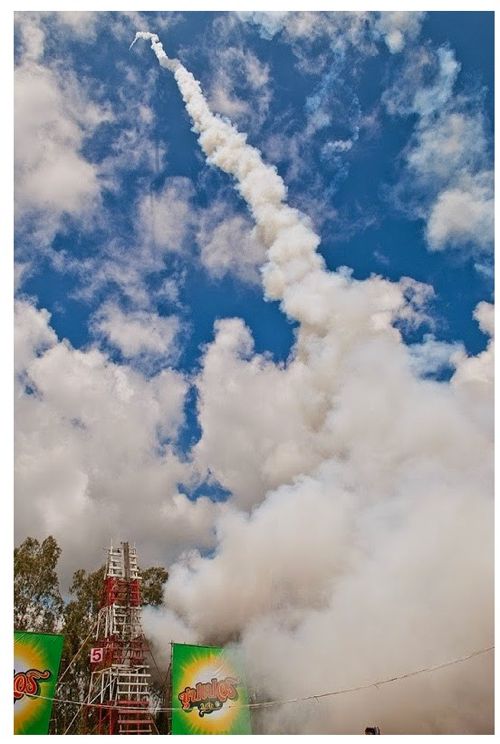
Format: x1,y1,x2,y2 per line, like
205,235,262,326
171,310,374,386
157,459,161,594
90,647,104,664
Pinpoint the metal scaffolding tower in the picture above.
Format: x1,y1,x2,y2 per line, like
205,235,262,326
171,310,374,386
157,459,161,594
85,542,156,734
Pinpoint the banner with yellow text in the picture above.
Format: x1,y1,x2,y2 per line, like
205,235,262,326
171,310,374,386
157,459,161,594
171,643,252,734
14,631,64,734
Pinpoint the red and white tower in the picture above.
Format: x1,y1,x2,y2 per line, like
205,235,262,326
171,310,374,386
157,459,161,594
86,542,156,734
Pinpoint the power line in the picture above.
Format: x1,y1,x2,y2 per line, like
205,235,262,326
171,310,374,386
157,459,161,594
245,645,494,710
23,644,493,713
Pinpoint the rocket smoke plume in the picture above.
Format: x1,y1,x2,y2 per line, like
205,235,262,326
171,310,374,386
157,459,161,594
133,33,493,733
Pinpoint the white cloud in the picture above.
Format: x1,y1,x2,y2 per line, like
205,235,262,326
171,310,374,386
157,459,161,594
385,45,493,256
238,11,424,69
197,206,267,285
110,10,182,44
206,44,272,132
91,302,182,363
98,63,167,181
50,11,100,40
375,11,426,54
426,171,494,252
474,300,494,338
452,302,494,392
408,334,465,377
265,11,370,47
14,263,33,294
14,300,57,373
14,18,111,246
236,11,290,40
17,10,101,44
64,178,194,311
14,12,174,275
95,174,269,292
413,46,460,117
407,112,488,185
15,299,219,585
383,45,459,118
16,13,45,61
70,176,195,308
247,12,378,76
137,177,194,255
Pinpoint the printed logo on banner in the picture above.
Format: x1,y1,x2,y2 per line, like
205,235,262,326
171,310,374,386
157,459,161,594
14,631,64,735
14,669,51,703
171,643,252,735
178,676,239,716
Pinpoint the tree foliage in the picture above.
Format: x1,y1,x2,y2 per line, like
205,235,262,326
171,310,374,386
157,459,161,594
141,565,169,606
54,566,106,734
14,536,64,632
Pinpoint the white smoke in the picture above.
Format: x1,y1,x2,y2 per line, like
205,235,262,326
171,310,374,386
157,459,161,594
133,33,493,733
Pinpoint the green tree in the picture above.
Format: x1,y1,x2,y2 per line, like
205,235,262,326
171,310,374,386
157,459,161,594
14,536,63,632
141,565,169,606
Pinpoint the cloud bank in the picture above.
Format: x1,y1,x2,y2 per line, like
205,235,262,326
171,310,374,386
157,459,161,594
384,45,493,258
15,298,220,585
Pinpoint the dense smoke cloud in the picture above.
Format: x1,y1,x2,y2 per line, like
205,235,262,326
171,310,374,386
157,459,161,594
115,33,496,733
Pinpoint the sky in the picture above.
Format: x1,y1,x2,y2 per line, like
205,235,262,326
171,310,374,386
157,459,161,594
13,10,494,734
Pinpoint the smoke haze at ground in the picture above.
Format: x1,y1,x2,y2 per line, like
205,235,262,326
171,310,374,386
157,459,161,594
134,33,494,734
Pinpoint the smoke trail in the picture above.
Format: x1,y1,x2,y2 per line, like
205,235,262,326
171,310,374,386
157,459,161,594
132,32,339,317
132,32,427,338
134,32,493,734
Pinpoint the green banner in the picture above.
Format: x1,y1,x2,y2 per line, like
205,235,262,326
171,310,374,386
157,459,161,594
171,643,252,734
14,631,64,735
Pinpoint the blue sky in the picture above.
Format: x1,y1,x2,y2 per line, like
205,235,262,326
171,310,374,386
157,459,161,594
14,9,494,559
16,11,493,365
13,11,494,732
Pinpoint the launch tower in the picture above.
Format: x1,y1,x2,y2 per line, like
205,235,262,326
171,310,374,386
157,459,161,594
85,542,156,734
